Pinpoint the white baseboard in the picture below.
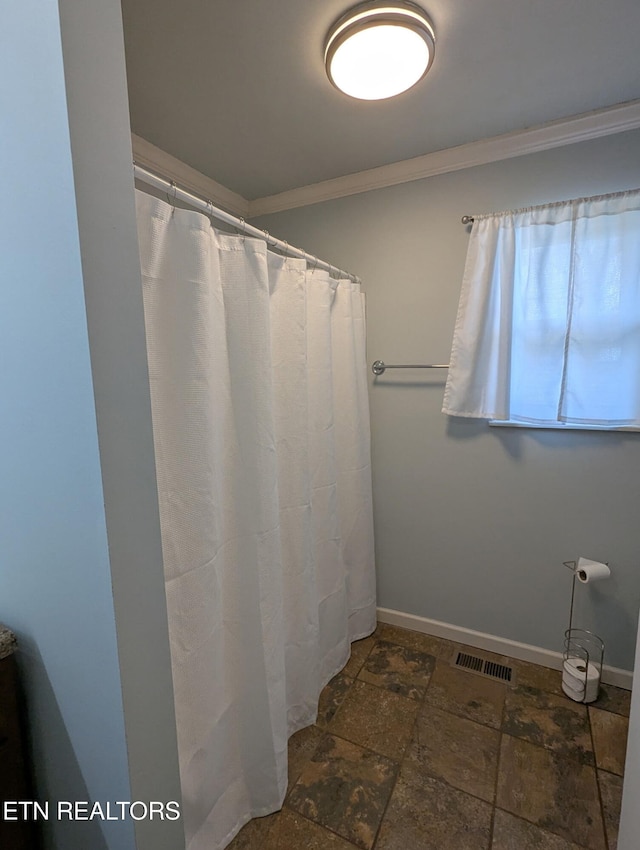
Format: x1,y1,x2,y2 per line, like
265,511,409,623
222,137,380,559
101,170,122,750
377,606,633,691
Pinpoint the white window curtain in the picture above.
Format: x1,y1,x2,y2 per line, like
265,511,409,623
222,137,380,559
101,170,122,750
135,191,376,850
442,188,640,427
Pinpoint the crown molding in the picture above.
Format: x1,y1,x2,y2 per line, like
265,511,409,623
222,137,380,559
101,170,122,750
131,100,640,220
131,133,249,218
248,99,640,217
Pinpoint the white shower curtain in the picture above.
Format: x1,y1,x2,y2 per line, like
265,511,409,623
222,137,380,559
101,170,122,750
135,191,376,850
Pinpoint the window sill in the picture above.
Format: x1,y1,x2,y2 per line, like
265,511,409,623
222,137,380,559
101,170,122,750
489,420,640,432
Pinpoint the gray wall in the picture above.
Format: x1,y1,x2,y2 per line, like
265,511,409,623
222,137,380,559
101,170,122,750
1,2,133,848
253,130,640,671
1,2,182,848
57,1,184,848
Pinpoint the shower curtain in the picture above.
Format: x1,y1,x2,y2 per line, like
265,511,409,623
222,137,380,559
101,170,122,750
135,191,376,850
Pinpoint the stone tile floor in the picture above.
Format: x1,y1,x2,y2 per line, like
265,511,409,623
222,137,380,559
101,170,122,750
228,622,630,850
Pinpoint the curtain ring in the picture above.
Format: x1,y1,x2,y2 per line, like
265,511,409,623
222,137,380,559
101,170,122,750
239,216,247,242
167,180,177,214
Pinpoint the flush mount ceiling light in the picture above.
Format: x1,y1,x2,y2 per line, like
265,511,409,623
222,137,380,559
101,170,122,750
324,1,435,101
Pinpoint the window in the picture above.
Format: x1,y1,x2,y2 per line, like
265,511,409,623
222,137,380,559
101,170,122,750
442,188,640,429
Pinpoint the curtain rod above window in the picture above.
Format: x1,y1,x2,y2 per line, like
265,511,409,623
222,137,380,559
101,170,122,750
133,163,360,283
460,187,640,227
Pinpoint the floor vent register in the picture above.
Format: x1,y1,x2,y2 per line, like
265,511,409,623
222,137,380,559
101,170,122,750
453,651,513,683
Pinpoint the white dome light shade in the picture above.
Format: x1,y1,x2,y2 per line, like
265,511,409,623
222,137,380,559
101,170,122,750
325,2,435,101
331,25,430,100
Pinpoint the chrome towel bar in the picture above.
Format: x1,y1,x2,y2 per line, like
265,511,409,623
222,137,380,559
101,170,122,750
372,360,449,375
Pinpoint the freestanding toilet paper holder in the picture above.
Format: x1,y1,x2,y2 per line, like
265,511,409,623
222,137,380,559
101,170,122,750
562,560,605,703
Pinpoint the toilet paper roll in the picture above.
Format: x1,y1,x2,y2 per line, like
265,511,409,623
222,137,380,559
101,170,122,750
563,657,599,686
581,675,600,703
562,677,586,702
562,677,599,703
563,674,585,695
576,557,610,584
562,658,600,703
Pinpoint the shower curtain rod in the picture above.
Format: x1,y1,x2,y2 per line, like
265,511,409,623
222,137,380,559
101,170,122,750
133,163,360,283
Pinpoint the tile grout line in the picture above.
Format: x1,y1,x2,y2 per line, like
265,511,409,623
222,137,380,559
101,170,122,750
369,649,433,849
280,801,364,848
488,673,511,849
355,628,431,848
588,704,611,850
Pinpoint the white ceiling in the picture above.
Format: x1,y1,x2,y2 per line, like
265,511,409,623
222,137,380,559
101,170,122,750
121,0,640,202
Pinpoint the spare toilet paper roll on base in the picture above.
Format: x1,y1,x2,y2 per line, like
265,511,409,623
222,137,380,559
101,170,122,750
562,678,588,703
562,657,600,703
